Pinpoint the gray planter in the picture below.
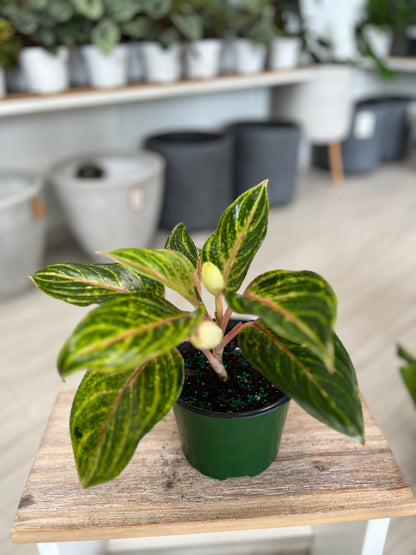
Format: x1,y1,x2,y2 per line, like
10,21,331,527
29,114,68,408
0,172,46,297
145,131,233,230
313,99,385,174
376,97,413,161
227,121,301,206
50,151,165,262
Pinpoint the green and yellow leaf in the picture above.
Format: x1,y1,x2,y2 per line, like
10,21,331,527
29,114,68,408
239,321,364,443
201,181,268,292
30,263,164,306
226,270,337,369
165,223,199,268
103,248,199,304
70,349,184,488
58,294,204,377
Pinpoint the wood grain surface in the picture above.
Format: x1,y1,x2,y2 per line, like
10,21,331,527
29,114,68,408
10,391,416,544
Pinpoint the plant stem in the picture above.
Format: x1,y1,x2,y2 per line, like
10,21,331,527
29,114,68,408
202,349,229,382
214,320,254,358
221,306,233,333
215,293,223,326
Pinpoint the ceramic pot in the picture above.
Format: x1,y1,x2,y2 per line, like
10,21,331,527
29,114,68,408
141,42,182,83
269,36,301,70
0,172,46,297
364,25,392,59
184,39,222,79
227,120,301,205
127,42,144,83
5,66,28,93
50,151,165,262
232,38,267,74
19,46,69,94
68,47,89,88
174,391,290,479
81,45,129,88
145,131,233,230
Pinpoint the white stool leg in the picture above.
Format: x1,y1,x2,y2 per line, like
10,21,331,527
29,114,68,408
361,518,391,555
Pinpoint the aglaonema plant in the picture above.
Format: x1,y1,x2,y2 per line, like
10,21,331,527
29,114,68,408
31,181,364,488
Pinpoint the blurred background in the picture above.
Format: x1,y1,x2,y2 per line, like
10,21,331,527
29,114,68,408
1,0,416,554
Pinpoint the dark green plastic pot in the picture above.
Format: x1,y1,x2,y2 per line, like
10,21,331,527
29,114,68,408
173,395,290,480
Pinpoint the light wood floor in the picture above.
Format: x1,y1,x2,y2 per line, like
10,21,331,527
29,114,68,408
2,158,416,555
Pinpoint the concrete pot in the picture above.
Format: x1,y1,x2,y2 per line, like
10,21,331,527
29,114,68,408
68,47,89,88
227,120,301,206
269,36,301,70
50,152,165,262
184,39,222,79
145,131,233,230
0,172,46,297
232,39,267,74
127,42,144,83
5,67,28,93
376,97,413,161
81,45,129,88
141,42,182,83
19,46,69,94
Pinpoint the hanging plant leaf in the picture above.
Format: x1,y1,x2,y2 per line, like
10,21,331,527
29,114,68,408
239,321,364,443
70,348,184,488
58,295,204,376
30,263,164,306
201,181,268,292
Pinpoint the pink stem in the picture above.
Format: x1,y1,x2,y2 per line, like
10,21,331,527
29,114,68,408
214,320,254,357
202,349,228,382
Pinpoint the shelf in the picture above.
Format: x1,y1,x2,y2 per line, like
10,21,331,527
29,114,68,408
10,392,416,544
0,67,316,118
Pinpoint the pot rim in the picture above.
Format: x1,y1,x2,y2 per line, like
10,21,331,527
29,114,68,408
175,393,290,420
0,172,43,210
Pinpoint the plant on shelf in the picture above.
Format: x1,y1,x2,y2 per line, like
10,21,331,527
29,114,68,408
0,17,22,68
398,345,416,407
228,0,276,47
170,0,233,42
31,181,364,488
272,0,303,37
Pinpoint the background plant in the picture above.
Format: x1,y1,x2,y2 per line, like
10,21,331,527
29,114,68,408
0,17,22,68
227,0,276,46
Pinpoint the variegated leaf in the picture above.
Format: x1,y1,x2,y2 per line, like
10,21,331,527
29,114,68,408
201,181,268,292
239,321,364,443
226,270,337,369
70,349,184,488
58,295,204,377
103,248,199,304
398,345,416,407
165,223,199,268
30,263,164,306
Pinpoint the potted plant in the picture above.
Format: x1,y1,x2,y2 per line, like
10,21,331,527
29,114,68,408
229,1,275,74
0,17,23,96
30,181,364,487
269,0,303,70
0,0,72,94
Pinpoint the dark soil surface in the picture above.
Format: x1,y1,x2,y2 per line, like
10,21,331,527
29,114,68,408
179,340,285,413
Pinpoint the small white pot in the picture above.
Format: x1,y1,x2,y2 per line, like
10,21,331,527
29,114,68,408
50,151,165,262
232,38,267,74
141,42,182,83
69,47,89,88
81,44,129,89
184,39,222,79
364,25,392,59
269,36,301,70
128,42,144,83
19,46,69,94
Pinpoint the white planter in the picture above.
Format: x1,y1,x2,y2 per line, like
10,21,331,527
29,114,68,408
19,46,69,94
0,68,5,97
184,39,222,79
232,39,267,74
0,172,46,297
69,47,89,88
141,42,182,83
127,42,144,83
273,64,353,144
364,25,392,60
50,151,165,262
81,45,129,89
269,36,301,70
5,67,28,93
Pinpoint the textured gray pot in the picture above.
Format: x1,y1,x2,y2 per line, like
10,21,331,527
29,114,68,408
50,151,165,262
313,99,385,174
376,97,413,161
145,131,233,230
0,173,46,297
227,121,301,206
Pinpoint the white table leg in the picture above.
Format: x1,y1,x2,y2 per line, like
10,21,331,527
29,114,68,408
361,518,391,555
37,541,106,555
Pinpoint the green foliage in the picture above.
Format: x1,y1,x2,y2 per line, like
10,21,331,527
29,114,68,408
0,17,22,67
32,182,364,487
227,0,276,45
398,345,416,407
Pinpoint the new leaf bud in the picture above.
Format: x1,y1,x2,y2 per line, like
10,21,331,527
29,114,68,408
201,262,224,296
190,321,223,350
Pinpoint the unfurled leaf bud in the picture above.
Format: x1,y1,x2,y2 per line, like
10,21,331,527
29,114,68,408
201,262,224,296
190,321,223,350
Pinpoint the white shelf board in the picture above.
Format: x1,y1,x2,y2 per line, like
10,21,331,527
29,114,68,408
0,67,316,118
386,56,416,73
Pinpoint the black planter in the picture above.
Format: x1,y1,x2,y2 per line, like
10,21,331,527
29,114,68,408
144,131,233,231
313,99,385,174
227,120,301,206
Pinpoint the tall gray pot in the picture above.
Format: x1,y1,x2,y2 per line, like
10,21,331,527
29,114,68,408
376,97,413,161
145,131,233,230
0,173,46,297
227,121,301,206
